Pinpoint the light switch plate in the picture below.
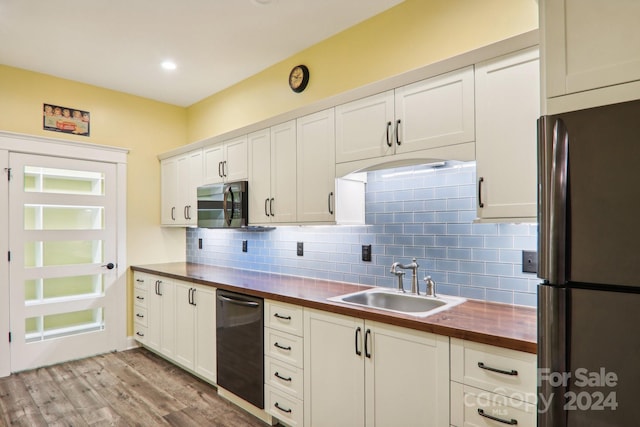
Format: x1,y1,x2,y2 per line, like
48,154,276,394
522,250,538,273
362,245,372,262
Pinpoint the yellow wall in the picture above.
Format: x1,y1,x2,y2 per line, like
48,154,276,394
187,0,538,142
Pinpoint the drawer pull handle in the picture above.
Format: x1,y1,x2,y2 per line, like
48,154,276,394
274,342,292,351
274,313,292,320
274,371,292,382
136,332,144,337
136,313,144,318
274,402,292,414
136,279,144,283
477,362,518,376
477,408,518,425
136,296,144,300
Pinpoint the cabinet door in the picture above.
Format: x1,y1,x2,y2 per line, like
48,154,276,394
544,0,640,98
176,150,202,226
248,129,272,224
296,109,336,223
224,135,248,182
158,278,176,359
395,67,475,154
160,157,178,225
304,309,365,427
336,91,395,163
174,281,195,370
475,48,540,221
145,276,162,352
270,120,297,223
365,322,450,427
194,285,216,383
203,144,224,184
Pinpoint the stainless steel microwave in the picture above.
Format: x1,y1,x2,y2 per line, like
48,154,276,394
197,181,248,228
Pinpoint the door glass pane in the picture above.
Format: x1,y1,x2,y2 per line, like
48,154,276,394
24,166,104,195
25,274,104,302
24,240,103,267
24,205,104,230
25,308,104,343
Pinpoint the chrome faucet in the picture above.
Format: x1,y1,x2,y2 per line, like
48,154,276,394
390,258,420,294
423,275,437,298
390,262,406,292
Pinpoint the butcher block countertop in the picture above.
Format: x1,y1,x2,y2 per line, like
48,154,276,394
131,262,537,354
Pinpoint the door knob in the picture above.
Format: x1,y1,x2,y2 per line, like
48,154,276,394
102,262,115,270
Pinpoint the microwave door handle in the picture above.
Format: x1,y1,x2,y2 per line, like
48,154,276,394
549,118,569,284
223,185,235,227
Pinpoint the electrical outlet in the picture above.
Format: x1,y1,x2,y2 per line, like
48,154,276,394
522,250,538,273
362,245,372,262
297,241,304,256
198,238,203,249
242,240,248,253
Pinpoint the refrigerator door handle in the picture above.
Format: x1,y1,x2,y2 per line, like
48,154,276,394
549,118,569,284
538,284,568,427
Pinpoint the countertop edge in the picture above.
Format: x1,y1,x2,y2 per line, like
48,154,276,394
131,264,537,354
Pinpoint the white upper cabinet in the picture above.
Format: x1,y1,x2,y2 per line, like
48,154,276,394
543,0,640,111
160,156,178,225
161,149,202,226
296,109,337,223
336,67,475,166
203,135,248,184
270,121,297,223
248,122,297,225
336,91,395,163
394,67,475,153
475,47,540,222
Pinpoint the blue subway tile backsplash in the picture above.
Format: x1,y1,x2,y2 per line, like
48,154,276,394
187,161,539,307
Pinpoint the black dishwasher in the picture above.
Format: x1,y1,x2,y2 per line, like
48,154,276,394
216,289,264,409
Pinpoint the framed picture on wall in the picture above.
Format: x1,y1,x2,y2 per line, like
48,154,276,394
43,103,90,136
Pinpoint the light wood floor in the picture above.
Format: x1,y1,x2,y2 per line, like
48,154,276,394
0,347,270,426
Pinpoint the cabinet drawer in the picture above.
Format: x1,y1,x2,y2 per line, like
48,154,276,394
265,356,303,401
451,338,537,404
265,385,303,427
452,382,536,427
265,300,303,336
265,329,303,368
134,287,147,308
133,272,150,291
134,325,147,343
134,306,148,327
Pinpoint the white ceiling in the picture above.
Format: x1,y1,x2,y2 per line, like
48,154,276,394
0,0,404,107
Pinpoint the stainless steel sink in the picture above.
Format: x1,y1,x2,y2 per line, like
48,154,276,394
328,288,465,317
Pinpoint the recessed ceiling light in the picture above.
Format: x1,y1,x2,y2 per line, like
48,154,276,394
252,0,273,5
161,61,177,71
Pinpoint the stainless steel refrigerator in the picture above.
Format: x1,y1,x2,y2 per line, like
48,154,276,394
538,99,640,426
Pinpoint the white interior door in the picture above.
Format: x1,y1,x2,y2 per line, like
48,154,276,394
9,153,120,372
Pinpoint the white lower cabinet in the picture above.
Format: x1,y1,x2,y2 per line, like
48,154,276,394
304,308,450,427
174,281,217,383
142,274,175,359
450,338,537,427
264,300,305,426
133,272,216,384
450,382,536,427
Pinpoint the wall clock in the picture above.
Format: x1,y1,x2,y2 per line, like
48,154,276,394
289,65,310,93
